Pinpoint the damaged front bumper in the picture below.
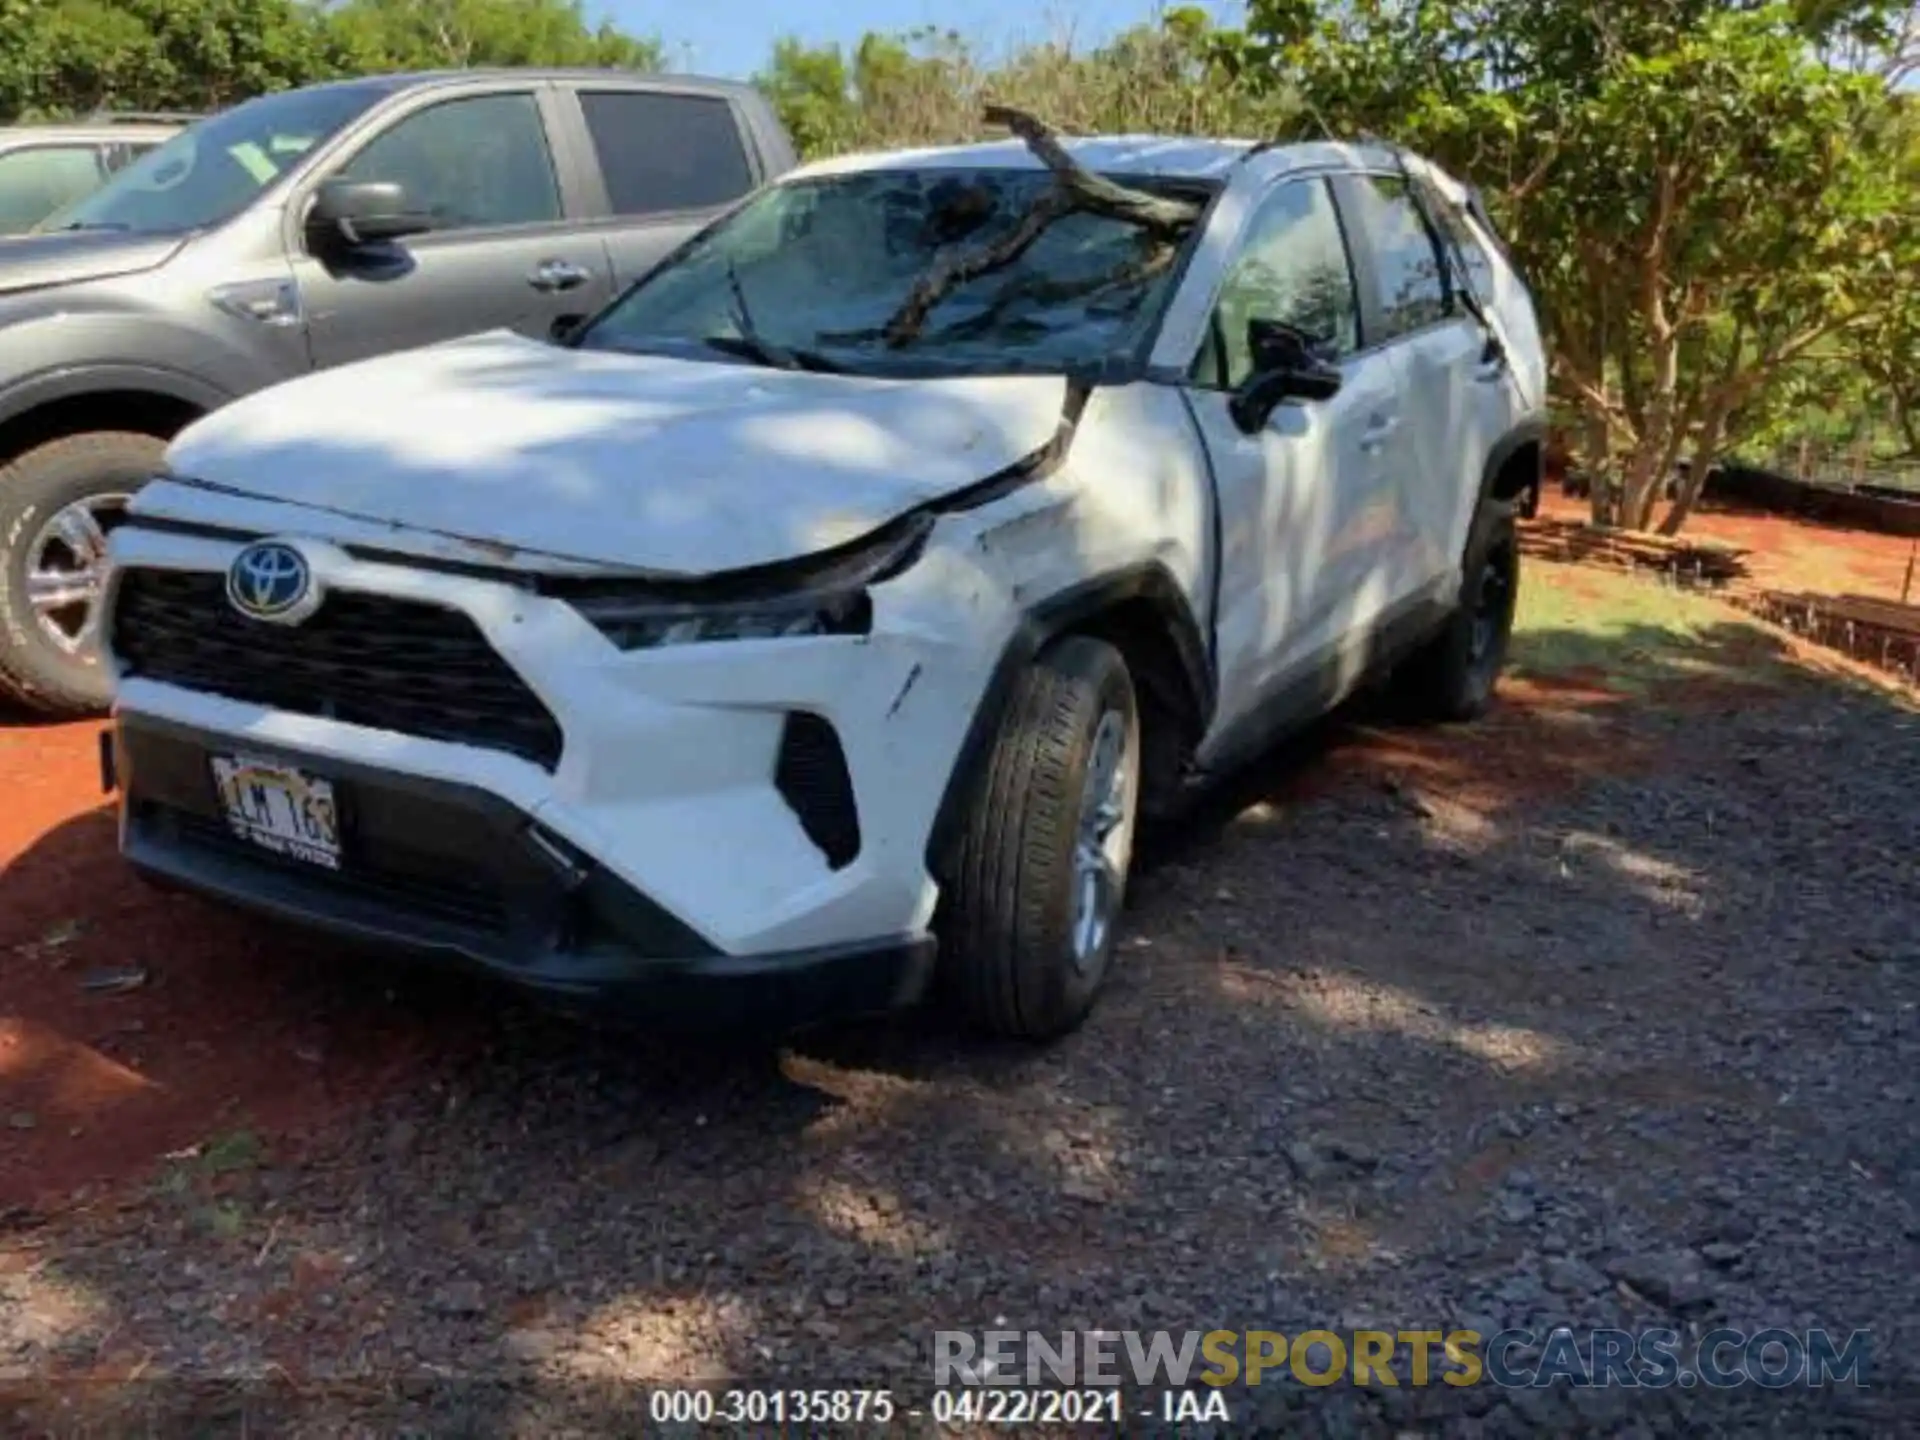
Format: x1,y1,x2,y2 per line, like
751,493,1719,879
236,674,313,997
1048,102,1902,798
101,507,1023,1029
112,714,937,1031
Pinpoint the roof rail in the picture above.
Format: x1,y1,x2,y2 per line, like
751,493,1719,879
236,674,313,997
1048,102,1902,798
85,109,200,125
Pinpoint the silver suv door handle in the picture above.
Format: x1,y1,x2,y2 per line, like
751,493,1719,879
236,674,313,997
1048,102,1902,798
1475,340,1509,382
528,259,592,293
1358,414,1398,453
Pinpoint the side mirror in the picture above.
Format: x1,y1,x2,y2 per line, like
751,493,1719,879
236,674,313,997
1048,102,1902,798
1229,317,1343,433
306,179,433,251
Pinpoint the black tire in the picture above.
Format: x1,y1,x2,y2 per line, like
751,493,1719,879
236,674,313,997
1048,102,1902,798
1393,500,1520,723
938,635,1141,1041
0,431,164,716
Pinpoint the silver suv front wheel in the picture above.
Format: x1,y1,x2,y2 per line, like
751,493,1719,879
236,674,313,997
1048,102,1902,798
0,431,163,715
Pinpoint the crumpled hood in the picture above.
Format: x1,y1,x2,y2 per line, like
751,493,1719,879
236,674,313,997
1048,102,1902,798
164,330,1071,573
0,229,186,296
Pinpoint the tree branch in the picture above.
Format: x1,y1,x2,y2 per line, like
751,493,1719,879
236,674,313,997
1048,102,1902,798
916,237,1182,343
1557,363,1640,449
882,196,1074,346
982,103,1202,238
1642,162,1679,346
880,104,1205,347
1508,131,1562,204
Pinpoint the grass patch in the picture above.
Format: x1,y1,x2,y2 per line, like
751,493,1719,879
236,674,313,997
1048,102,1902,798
1511,564,1794,697
199,1200,247,1240
150,1129,267,1201
198,1129,265,1175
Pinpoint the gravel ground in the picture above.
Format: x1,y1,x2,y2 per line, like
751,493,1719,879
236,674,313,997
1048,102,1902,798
4,609,1918,1436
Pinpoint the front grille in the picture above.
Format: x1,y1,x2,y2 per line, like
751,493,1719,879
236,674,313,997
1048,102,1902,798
774,712,860,869
112,569,564,771
163,807,509,932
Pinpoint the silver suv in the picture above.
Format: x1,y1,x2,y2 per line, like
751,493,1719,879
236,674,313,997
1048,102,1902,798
0,113,191,235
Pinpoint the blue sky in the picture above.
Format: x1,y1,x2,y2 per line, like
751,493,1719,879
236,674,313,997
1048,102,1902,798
593,1,1245,81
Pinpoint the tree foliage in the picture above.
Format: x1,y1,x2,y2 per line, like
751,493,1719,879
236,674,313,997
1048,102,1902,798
324,0,663,75
1842,102,1920,457
0,0,663,118
753,9,1299,160
1,0,1913,535
1227,0,1915,531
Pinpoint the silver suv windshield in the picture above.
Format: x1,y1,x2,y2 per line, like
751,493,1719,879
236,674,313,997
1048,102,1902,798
39,86,381,236
576,167,1205,378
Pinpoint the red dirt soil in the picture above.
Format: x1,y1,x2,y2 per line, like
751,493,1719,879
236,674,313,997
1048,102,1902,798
0,591,1810,1217
1274,671,1708,815
0,718,448,1214
1537,489,1919,601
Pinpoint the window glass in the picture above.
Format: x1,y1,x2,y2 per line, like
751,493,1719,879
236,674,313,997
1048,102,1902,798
1345,172,1451,339
577,167,1197,379
1196,177,1358,389
45,87,377,235
339,93,560,232
0,145,107,232
580,91,755,215
1423,189,1497,308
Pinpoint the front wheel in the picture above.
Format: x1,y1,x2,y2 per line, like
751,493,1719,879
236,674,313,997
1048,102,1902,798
0,432,165,715
938,635,1141,1041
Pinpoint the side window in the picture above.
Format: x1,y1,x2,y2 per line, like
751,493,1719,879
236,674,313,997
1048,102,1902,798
1343,173,1451,340
1193,176,1359,390
337,93,561,233
0,145,108,231
1420,187,1496,308
579,91,755,216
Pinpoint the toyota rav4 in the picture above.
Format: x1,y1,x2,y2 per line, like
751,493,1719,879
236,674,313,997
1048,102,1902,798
101,117,1546,1041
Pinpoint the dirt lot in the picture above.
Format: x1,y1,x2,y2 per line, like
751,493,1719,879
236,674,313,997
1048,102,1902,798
3,556,1918,1436
1538,489,1920,601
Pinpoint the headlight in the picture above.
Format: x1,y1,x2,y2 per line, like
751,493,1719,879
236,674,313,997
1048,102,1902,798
558,512,929,652
573,590,871,649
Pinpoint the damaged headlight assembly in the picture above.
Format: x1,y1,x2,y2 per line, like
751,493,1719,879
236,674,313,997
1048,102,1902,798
560,512,933,652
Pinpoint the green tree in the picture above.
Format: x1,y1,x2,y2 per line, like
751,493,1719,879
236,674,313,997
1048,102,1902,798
756,13,1297,161
755,37,857,159
321,0,664,74
0,0,665,119
1841,101,1920,457
0,0,341,116
1238,0,1912,533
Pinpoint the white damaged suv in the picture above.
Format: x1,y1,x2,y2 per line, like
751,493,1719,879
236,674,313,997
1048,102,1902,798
101,123,1546,1040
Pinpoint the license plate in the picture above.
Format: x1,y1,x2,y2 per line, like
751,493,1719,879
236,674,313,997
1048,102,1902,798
210,755,341,869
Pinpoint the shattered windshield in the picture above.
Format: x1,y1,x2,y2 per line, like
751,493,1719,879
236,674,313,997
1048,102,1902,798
575,167,1207,377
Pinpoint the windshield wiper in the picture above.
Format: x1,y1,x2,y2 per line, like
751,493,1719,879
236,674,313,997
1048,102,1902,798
699,333,846,374
52,220,132,233
721,261,810,372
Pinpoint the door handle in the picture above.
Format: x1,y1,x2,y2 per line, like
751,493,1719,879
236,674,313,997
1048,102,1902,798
527,259,592,293
1358,414,1398,453
1474,331,1509,382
